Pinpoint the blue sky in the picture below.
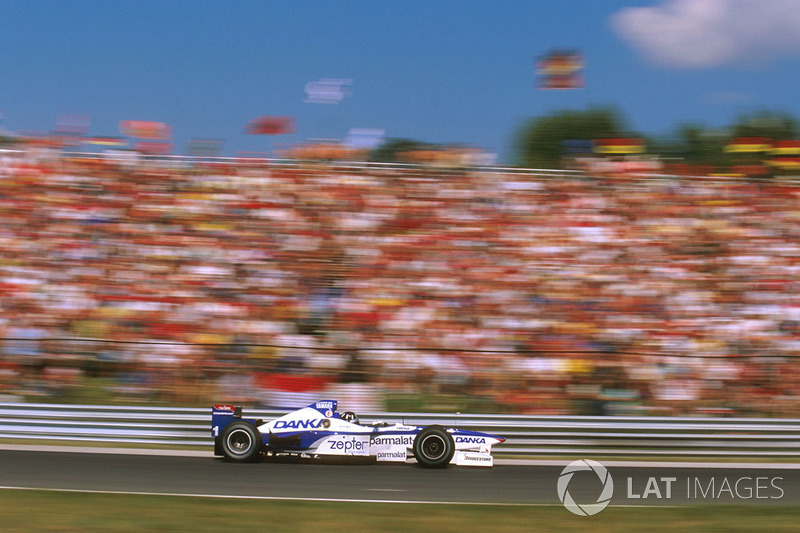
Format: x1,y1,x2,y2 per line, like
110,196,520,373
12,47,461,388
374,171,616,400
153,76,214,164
2,0,800,163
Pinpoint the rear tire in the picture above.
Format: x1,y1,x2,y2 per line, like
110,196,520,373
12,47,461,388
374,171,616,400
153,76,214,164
220,421,261,462
413,425,455,468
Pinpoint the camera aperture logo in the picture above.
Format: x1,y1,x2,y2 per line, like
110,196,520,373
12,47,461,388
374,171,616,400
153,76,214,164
558,459,614,516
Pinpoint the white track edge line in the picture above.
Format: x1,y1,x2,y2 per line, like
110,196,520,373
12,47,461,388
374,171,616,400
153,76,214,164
0,485,682,507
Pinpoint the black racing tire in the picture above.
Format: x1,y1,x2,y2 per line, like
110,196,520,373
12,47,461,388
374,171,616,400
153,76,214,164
220,421,261,463
413,425,455,469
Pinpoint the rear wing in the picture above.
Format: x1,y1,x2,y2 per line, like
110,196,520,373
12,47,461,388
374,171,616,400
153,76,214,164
211,404,260,437
211,404,263,456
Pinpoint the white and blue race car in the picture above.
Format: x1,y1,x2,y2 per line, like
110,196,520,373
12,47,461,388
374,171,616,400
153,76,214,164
212,400,504,468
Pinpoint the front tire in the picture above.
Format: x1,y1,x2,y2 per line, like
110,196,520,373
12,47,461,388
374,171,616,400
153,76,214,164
220,421,261,462
413,425,455,468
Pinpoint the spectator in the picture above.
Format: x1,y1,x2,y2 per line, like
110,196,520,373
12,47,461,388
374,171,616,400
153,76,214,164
0,149,798,415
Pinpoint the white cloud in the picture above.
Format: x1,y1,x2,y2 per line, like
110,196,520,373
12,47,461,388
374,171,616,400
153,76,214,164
611,0,800,68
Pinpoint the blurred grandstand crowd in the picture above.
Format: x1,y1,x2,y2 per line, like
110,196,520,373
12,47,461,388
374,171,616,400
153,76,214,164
1,148,799,416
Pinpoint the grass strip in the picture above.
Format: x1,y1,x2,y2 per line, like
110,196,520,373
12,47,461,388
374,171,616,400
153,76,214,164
0,489,798,532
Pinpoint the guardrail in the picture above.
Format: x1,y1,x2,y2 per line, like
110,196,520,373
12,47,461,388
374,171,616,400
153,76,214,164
1,403,799,458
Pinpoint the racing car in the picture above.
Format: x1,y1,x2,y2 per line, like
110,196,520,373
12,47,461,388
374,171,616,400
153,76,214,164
212,400,504,468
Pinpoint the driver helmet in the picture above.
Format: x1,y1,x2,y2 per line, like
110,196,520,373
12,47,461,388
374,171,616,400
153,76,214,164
340,411,359,424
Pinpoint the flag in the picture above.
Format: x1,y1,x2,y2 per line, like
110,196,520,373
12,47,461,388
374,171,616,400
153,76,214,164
120,120,172,140
84,136,128,146
770,140,800,155
593,138,645,154
304,78,353,104
537,50,584,89
724,137,771,153
766,140,800,169
767,157,800,169
245,116,295,135
344,128,385,150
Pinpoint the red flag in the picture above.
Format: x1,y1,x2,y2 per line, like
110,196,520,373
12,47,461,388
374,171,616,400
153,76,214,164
245,116,295,135
120,120,172,140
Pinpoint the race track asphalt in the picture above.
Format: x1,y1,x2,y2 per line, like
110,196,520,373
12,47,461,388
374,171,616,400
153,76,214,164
1,449,799,507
